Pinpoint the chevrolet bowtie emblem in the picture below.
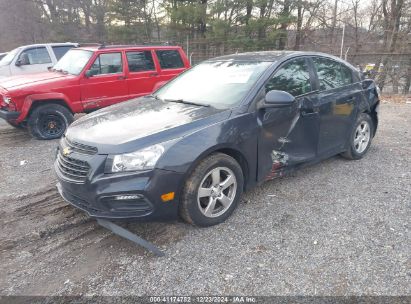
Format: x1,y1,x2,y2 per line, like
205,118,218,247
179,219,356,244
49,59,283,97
62,147,72,156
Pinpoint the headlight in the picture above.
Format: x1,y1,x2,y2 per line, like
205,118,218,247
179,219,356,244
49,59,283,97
2,96,11,104
111,144,164,172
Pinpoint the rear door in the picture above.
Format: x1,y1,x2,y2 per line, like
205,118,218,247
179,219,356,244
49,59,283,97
80,51,129,110
11,46,53,75
125,50,159,98
257,57,320,180
311,56,359,155
154,49,187,88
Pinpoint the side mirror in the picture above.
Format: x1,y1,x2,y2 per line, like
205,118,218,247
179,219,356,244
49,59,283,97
85,70,93,78
262,90,295,108
16,53,29,66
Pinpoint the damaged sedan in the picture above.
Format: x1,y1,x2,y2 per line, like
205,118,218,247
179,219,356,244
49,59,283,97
55,51,380,227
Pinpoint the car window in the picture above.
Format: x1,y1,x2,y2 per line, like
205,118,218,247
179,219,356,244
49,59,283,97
340,63,353,86
88,52,123,76
52,46,74,60
156,60,272,109
126,51,155,72
155,50,184,69
265,58,312,97
313,57,353,90
19,47,51,65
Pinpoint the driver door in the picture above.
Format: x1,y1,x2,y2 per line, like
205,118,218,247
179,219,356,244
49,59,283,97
80,52,129,110
257,57,320,181
12,46,52,75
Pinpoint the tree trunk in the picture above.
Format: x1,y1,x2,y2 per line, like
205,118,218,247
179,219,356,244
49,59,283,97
294,0,303,50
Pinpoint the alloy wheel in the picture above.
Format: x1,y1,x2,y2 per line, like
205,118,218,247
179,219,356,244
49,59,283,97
353,121,370,153
197,166,237,218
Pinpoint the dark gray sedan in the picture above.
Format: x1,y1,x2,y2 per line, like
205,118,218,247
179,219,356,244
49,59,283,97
55,51,380,227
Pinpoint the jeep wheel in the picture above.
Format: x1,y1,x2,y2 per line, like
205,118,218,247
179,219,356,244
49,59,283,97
180,153,244,227
28,104,74,140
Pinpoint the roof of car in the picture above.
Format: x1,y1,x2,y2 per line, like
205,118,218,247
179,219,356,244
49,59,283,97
16,42,78,49
76,45,182,52
209,50,341,62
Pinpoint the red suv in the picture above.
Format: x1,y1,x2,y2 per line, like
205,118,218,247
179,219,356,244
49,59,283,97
0,45,190,139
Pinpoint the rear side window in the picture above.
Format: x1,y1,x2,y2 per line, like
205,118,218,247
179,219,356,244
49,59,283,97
88,52,123,76
19,47,51,65
156,50,184,69
265,58,312,97
313,57,353,90
52,46,74,60
126,51,155,72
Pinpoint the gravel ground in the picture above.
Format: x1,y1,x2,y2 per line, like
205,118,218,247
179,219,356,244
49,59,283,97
0,103,410,296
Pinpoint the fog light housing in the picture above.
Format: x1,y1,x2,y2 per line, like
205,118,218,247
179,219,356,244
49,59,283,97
99,194,153,213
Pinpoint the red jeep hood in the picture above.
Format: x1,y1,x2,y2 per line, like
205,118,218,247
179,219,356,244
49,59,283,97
0,72,69,91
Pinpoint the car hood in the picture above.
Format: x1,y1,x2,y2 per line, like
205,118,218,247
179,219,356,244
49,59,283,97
0,65,11,78
0,72,68,90
66,97,230,154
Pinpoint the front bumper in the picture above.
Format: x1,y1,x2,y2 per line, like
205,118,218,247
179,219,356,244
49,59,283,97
0,108,20,121
55,152,184,221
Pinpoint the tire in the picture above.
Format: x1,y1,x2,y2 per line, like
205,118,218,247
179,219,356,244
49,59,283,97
341,113,374,160
180,153,244,227
27,104,74,140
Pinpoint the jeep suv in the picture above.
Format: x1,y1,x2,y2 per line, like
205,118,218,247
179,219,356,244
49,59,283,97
0,45,190,139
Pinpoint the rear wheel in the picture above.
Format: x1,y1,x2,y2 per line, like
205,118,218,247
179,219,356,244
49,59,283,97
28,104,74,140
180,153,244,227
341,113,374,160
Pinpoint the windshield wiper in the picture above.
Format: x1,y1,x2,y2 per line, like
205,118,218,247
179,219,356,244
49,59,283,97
51,68,68,74
146,94,162,101
164,99,210,107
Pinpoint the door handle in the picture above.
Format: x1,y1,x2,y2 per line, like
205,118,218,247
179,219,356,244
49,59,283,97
118,75,126,80
150,72,158,77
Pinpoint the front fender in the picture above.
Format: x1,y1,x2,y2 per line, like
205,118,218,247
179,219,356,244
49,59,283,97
157,112,258,189
17,92,80,122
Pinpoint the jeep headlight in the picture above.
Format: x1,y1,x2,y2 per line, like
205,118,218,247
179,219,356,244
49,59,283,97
2,96,11,104
110,144,164,172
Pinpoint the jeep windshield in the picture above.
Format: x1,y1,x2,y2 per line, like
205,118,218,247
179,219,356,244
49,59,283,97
155,60,272,109
52,49,93,75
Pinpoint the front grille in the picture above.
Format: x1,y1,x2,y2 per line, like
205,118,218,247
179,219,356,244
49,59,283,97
64,136,97,155
57,152,90,183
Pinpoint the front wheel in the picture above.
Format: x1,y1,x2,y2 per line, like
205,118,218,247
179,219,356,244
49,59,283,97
341,113,374,160
28,104,74,140
180,153,244,227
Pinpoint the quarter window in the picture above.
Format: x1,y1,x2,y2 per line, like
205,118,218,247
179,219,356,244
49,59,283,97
18,47,51,65
52,46,74,60
126,51,155,72
156,50,184,69
265,58,312,96
313,57,353,90
88,52,123,76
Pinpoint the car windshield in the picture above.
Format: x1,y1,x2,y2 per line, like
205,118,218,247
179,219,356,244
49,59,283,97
0,48,20,66
52,49,93,75
155,60,272,109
